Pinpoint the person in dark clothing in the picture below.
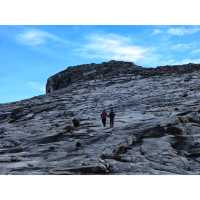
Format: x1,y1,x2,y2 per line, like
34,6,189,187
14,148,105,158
109,109,115,128
101,110,108,127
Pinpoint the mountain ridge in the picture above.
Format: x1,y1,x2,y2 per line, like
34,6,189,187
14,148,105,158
46,60,200,93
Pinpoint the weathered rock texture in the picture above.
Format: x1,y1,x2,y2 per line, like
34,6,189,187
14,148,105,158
1,60,200,174
46,60,141,93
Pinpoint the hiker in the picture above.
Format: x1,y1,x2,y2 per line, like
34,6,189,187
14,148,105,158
109,108,115,128
101,110,108,127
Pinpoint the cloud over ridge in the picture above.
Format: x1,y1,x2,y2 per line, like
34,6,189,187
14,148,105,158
16,29,67,46
77,33,149,62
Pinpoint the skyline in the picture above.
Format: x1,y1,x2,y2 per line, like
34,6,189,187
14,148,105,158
1,25,200,103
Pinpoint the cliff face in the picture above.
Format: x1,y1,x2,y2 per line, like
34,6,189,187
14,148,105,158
46,60,200,93
1,60,200,174
46,60,141,93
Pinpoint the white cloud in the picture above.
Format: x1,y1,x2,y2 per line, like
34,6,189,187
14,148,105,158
152,29,162,35
16,29,67,46
171,43,194,51
167,27,200,36
183,58,200,64
152,27,200,36
191,48,200,54
77,33,149,62
169,58,200,65
28,81,45,93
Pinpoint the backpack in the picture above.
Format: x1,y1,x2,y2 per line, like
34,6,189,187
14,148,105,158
101,112,107,119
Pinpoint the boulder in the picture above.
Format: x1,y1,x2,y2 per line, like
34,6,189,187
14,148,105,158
72,118,80,127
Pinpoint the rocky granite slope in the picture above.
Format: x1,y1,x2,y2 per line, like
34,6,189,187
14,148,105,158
1,60,200,174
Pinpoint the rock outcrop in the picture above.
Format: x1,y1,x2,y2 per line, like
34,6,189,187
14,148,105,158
1,60,200,174
46,60,142,93
46,60,200,93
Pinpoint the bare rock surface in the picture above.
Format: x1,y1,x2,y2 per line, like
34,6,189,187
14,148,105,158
1,60,200,174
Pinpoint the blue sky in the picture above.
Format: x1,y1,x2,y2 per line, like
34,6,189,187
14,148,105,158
1,25,200,103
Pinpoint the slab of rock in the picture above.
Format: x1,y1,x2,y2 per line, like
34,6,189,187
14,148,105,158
1,60,200,174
